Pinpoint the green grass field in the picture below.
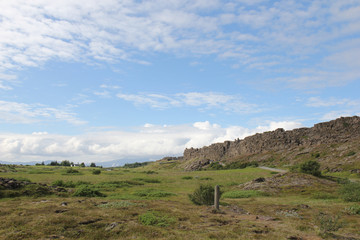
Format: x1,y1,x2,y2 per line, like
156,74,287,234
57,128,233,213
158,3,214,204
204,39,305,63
1,164,359,239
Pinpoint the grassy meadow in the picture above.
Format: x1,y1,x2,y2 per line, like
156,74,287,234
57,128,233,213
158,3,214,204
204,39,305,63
0,164,359,239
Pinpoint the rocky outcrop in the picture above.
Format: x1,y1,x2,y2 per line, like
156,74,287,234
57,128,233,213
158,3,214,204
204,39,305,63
183,116,360,170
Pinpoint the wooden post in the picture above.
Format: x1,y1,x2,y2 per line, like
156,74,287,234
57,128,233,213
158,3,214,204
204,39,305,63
214,185,220,210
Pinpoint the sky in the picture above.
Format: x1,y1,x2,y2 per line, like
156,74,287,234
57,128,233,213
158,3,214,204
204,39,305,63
0,0,360,165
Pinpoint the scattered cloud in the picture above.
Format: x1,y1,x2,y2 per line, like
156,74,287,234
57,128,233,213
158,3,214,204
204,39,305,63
0,100,86,125
306,97,359,107
116,91,259,113
305,96,360,121
0,1,359,89
0,120,303,163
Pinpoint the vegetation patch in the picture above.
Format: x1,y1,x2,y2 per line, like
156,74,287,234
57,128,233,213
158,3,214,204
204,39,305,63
208,161,259,170
52,180,91,188
97,180,143,190
181,176,193,180
92,169,101,175
316,213,343,237
344,204,360,215
27,169,54,174
62,168,82,175
97,201,138,208
199,177,213,180
311,192,338,200
72,186,106,197
222,190,268,199
132,178,161,183
188,184,218,205
134,189,175,198
141,170,158,174
339,182,360,202
299,160,321,177
346,151,356,157
139,211,176,227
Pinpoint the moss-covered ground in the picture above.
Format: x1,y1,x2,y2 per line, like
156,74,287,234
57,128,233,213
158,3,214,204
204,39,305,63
0,164,359,239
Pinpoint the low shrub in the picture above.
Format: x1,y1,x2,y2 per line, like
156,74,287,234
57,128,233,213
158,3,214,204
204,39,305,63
339,182,360,202
62,168,82,175
199,177,213,180
52,180,74,188
92,169,101,175
299,160,321,177
142,170,158,174
344,204,360,215
346,151,356,157
222,190,268,199
182,176,193,180
316,213,343,236
139,211,176,227
188,184,218,205
72,186,106,197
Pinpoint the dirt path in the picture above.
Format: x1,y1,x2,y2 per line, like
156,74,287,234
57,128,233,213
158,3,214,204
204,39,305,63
258,166,288,173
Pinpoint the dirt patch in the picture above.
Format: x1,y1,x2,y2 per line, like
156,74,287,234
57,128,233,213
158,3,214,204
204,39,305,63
239,172,338,193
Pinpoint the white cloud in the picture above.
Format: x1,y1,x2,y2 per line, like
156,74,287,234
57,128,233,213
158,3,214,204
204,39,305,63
0,120,303,163
0,0,359,89
0,100,86,125
306,97,359,107
116,91,259,113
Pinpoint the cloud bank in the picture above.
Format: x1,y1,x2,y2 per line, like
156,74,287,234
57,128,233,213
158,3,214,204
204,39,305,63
0,120,302,164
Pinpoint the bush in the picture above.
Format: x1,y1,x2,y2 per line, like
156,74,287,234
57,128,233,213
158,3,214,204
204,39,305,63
72,186,106,197
316,213,343,235
182,176,193,180
139,211,175,227
65,168,80,174
208,161,259,170
346,151,356,157
142,170,158,174
92,169,101,175
199,177,213,180
299,160,321,177
339,182,360,202
188,184,219,205
52,180,77,188
344,204,360,215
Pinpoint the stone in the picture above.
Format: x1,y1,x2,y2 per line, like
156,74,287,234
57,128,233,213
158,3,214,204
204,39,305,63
182,116,360,170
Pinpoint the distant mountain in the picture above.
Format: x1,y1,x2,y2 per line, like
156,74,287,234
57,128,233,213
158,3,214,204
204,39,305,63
177,116,360,171
0,159,153,168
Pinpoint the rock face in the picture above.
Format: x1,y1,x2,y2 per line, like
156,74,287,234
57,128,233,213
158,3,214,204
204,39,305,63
183,116,360,170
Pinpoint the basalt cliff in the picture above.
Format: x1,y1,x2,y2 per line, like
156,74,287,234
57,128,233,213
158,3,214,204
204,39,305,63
180,116,360,171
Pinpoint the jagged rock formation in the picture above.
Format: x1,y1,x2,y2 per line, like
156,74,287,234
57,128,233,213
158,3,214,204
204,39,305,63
182,116,360,171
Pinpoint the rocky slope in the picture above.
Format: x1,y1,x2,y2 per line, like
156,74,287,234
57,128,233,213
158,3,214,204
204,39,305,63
181,116,360,171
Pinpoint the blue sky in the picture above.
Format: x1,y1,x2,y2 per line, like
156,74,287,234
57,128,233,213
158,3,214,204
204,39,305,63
0,0,360,164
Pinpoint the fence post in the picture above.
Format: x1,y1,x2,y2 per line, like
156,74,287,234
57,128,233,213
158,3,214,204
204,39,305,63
214,185,220,210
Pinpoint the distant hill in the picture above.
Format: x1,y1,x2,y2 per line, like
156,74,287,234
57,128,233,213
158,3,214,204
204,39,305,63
174,116,360,171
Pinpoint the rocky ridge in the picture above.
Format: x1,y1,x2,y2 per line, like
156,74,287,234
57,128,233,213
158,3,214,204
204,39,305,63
182,116,360,171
